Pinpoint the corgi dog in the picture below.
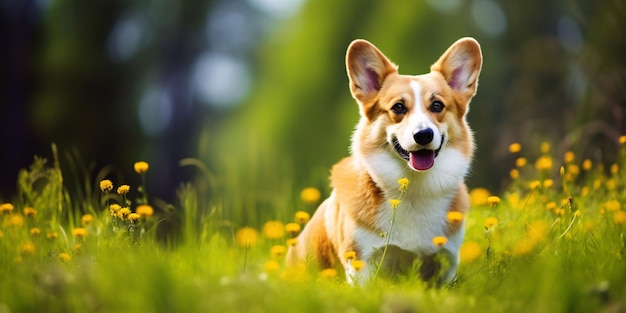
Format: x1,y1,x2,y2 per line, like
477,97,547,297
287,38,482,284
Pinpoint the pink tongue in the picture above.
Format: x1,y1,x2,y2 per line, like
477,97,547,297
409,150,435,171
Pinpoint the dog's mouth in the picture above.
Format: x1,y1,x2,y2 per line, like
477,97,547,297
392,136,444,171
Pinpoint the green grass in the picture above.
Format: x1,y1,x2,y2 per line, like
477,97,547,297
1,140,626,313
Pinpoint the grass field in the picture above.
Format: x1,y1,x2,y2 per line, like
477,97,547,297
1,139,625,313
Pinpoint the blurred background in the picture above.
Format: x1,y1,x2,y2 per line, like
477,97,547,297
1,0,625,206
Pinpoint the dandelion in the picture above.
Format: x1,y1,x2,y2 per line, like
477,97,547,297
30,228,41,236
0,203,14,214
7,214,24,227
485,217,499,228
582,159,592,171
117,185,130,195
270,245,287,258
71,227,88,237
529,180,541,190
432,236,448,247
117,207,131,220
46,231,58,240
235,227,258,247
351,260,366,271
320,268,338,279
389,199,402,209
540,141,551,153
263,260,281,273
128,213,140,222
510,169,519,179
459,241,481,263
535,156,553,171
294,211,310,224
619,135,626,144
508,142,522,153
300,187,321,204
23,207,37,217
610,164,619,175
263,221,285,239
285,223,302,236
81,214,94,225
58,253,71,263
605,200,621,212
487,196,501,206
564,151,575,163
136,205,154,217
99,180,113,192
344,251,356,261
545,202,557,211
515,157,527,168
614,211,626,225
469,188,490,206
446,211,464,223
20,242,36,256
543,179,554,189
286,238,298,247
109,204,121,216
134,161,149,174
397,178,409,191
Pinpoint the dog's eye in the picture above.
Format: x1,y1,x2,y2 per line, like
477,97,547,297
391,102,407,114
429,101,445,113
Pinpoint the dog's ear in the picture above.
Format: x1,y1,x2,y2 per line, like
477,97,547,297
346,40,398,103
431,38,482,101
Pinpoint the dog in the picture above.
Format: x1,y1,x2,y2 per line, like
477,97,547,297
287,38,482,284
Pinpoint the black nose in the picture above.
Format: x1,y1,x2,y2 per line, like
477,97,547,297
413,128,434,145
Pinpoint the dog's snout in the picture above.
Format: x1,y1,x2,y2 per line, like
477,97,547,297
413,128,434,145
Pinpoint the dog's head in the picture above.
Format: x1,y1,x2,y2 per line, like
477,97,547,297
346,38,482,172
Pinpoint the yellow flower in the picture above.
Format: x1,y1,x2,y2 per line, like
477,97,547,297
300,187,321,204
46,231,59,240
446,211,464,223
30,228,41,236
510,169,519,179
610,164,619,175
263,260,281,273
508,142,522,153
136,205,154,217
128,213,141,222
543,179,554,189
459,241,481,263
6,214,24,227
397,178,410,191
582,159,592,171
294,211,310,224
529,180,541,190
110,204,121,216
389,199,401,209
567,164,580,176
351,260,366,271
320,268,338,279
485,217,499,228
469,188,490,207
100,180,113,192
605,200,621,212
117,207,131,220
619,135,626,144
545,202,557,211
432,236,448,247
515,157,527,168
263,221,285,239
71,227,88,237
134,161,149,174
235,227,258,247
535,156,553,171
344,251,356,261
81,214,94,225
564,151,575,163
117,185,130,195
0,203,14,214
487,196,501,206
20,242,36,256
58,253,71,263
285,223,302,236
286,238,298,247
614,211,626,225
23,207,37,217
513,238,536,256
540,141,551,153
270,245,287,258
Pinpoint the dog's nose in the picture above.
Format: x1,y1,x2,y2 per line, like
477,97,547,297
413,128,434,145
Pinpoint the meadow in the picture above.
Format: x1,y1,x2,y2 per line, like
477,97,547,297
1,138,625,313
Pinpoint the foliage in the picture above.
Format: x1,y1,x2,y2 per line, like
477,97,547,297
1,138,626,312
